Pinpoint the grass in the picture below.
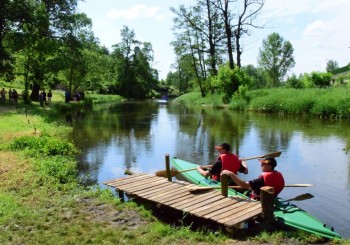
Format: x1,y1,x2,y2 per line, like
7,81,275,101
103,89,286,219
174,88,350,119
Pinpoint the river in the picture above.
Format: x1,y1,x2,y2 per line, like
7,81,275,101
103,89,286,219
67,101,350,238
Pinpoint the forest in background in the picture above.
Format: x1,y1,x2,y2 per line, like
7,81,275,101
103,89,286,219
1,0,349,104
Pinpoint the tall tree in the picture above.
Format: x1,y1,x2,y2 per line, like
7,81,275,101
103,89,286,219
232,0,265,68
0,0,31,81
258,32,295,87
171,2,225,77
111,26,157,99
326,60,339,73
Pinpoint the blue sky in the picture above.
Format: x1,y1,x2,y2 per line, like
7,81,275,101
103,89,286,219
78,0,350,80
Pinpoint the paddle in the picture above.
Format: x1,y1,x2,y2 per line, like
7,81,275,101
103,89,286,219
283,193,314,202
155,167,197,178
188,184,313,193
242,151,281,161
155,151,282,178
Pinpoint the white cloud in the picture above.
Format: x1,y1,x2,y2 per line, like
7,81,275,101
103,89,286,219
302,20,332,39
107,4,161,20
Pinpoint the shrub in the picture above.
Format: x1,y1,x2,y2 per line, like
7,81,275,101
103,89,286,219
10,135,79,157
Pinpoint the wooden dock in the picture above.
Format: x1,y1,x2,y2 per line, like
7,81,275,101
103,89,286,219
104,173,262,228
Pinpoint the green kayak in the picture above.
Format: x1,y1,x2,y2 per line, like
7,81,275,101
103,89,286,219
170,157,341,240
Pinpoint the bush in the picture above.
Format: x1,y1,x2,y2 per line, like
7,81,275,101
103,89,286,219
212,65,251,103
10,135,78,157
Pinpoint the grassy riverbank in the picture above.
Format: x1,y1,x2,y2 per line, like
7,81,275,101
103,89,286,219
174,88,350,119
0,95,346,244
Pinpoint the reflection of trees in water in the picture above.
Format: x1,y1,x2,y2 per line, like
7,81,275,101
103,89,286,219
169,106,250,164
257,129,291,153
68,102,159,184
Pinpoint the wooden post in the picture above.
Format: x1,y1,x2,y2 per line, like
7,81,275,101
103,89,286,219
118,190,125,202
260,186,274,230
165,154,172,182
221,174,228,197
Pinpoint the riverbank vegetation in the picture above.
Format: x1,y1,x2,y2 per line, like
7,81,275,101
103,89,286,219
174,87,350,119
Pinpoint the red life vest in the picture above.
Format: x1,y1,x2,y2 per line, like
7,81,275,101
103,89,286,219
211,153,241,181
251,171,285,199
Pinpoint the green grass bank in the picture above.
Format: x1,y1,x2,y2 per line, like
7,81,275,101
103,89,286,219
174,88,350,120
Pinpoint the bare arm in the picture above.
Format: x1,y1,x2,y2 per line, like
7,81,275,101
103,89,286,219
197,165,212,178
220,170,250,189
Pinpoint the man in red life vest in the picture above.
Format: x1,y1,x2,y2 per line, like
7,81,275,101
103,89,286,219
220,156,285,200
197,143,248,184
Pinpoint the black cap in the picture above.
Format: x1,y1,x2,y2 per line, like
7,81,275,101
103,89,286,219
215,143,231,151
259,156,277,168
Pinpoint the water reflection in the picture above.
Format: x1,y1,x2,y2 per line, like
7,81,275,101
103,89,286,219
67,102,350,238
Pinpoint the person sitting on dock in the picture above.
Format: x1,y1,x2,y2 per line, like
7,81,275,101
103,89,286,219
197,143,248,184
220,156,285,200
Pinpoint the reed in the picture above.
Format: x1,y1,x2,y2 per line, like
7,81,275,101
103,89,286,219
248,88,350,119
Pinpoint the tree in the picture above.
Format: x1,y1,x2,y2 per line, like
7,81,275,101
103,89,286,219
326,60,339,73
213,0,265,69
111,26,157,99
258,32,295,87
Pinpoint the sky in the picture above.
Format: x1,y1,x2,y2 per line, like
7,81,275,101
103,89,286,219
77,0,350,80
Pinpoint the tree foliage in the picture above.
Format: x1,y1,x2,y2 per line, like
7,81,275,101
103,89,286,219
111,26,157,99
326,60,339,73
211,64,251,103
301,72,333,88
258,32,295,87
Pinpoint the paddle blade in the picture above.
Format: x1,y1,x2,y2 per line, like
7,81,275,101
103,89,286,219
267,151,282,158
285,193,314,202
155,169,180,177
242,151,282,161
188,186,217,193
284,184,314,187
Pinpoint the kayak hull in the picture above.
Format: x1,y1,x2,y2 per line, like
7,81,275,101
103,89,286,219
170,157,341,240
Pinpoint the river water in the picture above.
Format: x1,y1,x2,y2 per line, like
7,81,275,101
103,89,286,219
67,101,350,238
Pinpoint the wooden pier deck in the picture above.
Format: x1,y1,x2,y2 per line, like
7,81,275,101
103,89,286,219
104,173,262,228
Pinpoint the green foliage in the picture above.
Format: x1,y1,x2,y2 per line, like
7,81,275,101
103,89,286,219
258,32,295,86
10,135,78,158
173,91,225,107
285,74,304,88
302,71,333,88
248,87,350,119
35,156,77,184
229,85,249,110
111,26,157,99
211,65,251,103
326,59,339,72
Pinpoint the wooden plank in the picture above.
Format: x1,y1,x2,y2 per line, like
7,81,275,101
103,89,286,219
150,188,192,203
137,183,183,198
182,195,227,213
146,186,190,202
103,173,146,185
190,198,238,216
203,201,247,219
218,202,261,223
160,191,194,205
217,204,261,224
104,173,150,185
121,178,170,192
170,191,214,209
105,174,152,186
213,202,257,222
174,192,224,210
132,182,177,197
224,205,262,226
110,175,166,189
